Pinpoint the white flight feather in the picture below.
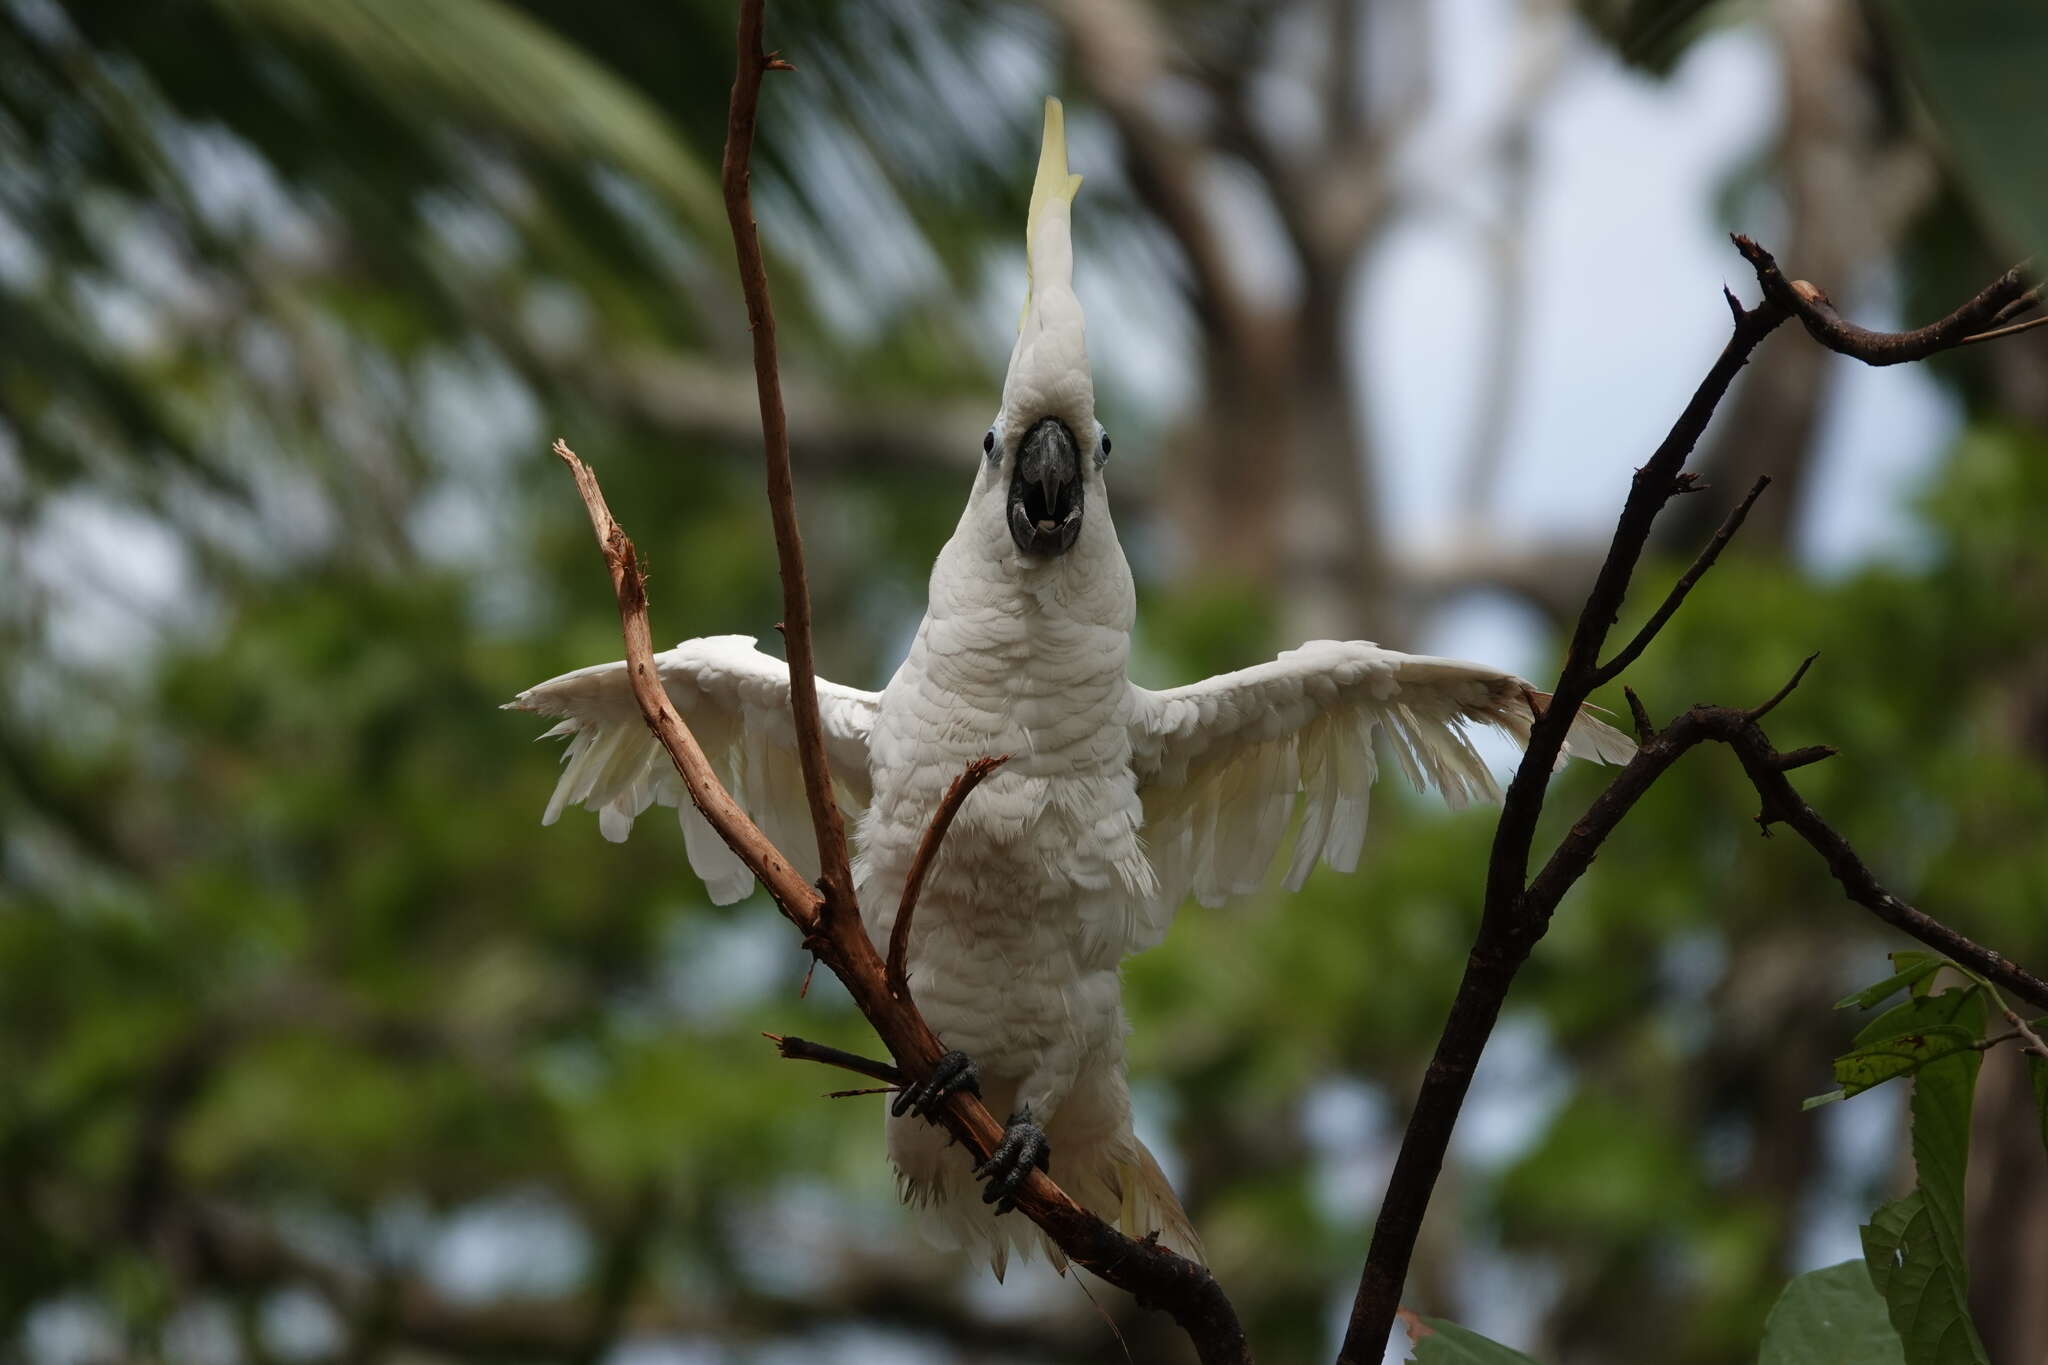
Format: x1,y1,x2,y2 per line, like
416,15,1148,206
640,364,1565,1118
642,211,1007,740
504,634,877,905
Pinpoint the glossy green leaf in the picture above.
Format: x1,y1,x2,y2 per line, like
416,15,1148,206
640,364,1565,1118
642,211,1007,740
1878,0,2048,258
1829,1025,1979,1102
1406,1315,1547,1365
1835,956,1945,1012
1858,990,1989,1365
1759,1261,1905,1365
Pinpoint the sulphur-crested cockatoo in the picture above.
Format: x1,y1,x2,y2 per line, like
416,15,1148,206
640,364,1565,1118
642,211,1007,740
508,98,1633,1277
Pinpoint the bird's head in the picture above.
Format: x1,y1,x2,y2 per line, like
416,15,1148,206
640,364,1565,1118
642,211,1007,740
979,97,1109,564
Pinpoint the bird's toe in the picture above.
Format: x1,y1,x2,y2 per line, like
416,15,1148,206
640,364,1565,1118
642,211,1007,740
974,1110,1051,1214
891,1049,981,1122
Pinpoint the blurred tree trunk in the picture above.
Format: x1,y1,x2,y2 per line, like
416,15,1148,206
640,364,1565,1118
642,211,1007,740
1964,376,2048,1364
1060,0,1408,643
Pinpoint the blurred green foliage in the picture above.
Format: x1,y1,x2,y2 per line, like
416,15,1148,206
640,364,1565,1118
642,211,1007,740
4,3,2048,1365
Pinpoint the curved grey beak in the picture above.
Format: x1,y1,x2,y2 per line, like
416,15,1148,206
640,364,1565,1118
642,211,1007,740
1008,417,1084,557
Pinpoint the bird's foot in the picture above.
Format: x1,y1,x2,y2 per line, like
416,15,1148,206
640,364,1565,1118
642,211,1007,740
890,1049,980,1122
974,1109,1051,1214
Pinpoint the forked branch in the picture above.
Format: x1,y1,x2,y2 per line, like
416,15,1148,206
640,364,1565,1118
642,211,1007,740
1337,239,2044,1364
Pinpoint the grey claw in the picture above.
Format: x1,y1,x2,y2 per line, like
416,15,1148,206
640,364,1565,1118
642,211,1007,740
891,1049,980,1121
974,1110,1051,1213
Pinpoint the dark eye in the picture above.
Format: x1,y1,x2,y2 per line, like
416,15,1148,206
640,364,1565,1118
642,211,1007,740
982,429,996,456
1100,431,1111,456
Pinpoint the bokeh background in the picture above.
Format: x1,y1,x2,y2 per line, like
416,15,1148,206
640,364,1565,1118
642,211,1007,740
4,1,2046,1362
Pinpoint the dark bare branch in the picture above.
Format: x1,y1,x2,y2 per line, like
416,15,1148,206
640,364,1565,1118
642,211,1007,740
1746,652,1818,722
1338,236,2041,1364
768,1033,904,1086
1592,476,1771,685
1733,234,2034,365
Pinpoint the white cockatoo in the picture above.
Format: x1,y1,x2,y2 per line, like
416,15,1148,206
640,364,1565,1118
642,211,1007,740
509,98,1633,1278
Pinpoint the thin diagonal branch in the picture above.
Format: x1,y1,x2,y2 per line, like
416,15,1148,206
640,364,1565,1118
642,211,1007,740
888,755,1009,1000
1746,651,1817,721
722,0,855,912
1956,311,2048,349
1592,475,1771,685
553,440,823,929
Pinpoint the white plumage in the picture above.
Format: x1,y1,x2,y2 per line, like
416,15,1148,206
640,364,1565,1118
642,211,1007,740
507,99,1632,1279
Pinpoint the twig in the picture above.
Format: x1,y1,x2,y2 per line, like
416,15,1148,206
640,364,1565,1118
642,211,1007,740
553,440,822,930
1732,234,2034,365
1592,476,1771,685
1336,238,2042,1364
1746,652,1818,722
766,1033,903,1086
1955,312,2048,349
887,755,1009,1000
1987,283,2041,327
721,0,855,913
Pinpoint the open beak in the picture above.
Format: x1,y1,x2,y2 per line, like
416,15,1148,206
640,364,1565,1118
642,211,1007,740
1008,417,1084,557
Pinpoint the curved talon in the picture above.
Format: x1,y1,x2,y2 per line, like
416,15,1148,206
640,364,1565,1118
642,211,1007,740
974,1110,1051,1214
890,1049,980,1121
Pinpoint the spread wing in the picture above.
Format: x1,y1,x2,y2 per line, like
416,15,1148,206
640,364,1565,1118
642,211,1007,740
506,634,878,904
1127,640,1635,912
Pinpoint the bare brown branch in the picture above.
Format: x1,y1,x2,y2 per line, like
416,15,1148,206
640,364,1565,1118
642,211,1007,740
887,755,1009,1000
553,440,823,930
722,0,855,912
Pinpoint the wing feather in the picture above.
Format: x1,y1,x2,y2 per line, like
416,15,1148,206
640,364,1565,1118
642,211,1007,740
507,635,878,904
1130,640,1633,912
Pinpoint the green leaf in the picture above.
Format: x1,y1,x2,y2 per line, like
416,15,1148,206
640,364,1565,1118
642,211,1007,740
1815,985,1988,1106
1878,0,2048,258
1858,987,1990,1365
1836,955,1945,1012
213,0,724,236
1758,1261,1906,1365
1851,987,1980,1051
1405,1315,1546,1365
1829,1025,1980,1102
